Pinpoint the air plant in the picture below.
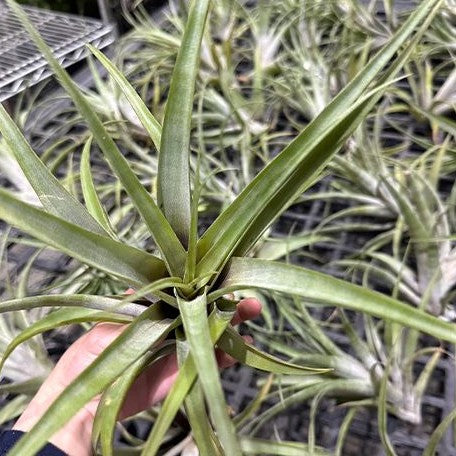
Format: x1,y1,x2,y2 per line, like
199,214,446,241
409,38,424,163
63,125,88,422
261,71,456,450
0,1,453,455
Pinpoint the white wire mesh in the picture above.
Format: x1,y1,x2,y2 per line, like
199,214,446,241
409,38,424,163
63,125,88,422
0,2,114,101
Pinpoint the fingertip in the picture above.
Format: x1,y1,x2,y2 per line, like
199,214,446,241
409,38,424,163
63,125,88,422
237,298,262,321
242,335,254,345
216,349,237,369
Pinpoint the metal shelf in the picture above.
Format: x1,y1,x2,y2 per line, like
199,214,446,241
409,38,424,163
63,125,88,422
0,2,114,101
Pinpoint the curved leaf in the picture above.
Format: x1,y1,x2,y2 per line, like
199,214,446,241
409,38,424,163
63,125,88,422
423,407,456,456
0,308,132,376
6,0,186,276
0,295,146,316
0,104,106,235
218,327,325,375
93,355,149,456
0,188,167,287
196,0,442,276
8,303,180,456
240,437,330,456
212,258,456,344
80,137,117,238
88,45,162,151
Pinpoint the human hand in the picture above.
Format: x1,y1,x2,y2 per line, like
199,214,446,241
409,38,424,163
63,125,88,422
13,297,262,456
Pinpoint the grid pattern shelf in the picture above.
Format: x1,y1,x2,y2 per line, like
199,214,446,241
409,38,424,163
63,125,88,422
0,1,114,101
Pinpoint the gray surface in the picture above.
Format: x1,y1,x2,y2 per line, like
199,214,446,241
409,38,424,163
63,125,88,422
0,1,114,101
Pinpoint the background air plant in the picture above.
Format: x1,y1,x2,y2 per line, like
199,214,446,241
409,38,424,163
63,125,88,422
0,0,455,455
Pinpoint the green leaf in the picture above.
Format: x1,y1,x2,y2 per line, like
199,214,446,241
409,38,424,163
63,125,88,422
378,361,397,456
6,0,186,276
88,45,162,151
0,308,132,376
240,437,330,456
141,304,231,456
177,331,221,456
0,188,168,287
0,378,44,396
234,375,273,428
218,327,325,375
335,407,359,456
158,0,210,246
423,407,456,456
92,348,170,456
0,395,29,426
0,294,146,317
244,379,372,436
196,0,442,276
212,257,456,344
0,103,105,235
8,303,180,456
177,294,241,455
255,234,332,261
80,136,117,238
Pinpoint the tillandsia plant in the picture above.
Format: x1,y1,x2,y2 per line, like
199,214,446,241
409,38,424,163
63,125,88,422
0,0,454,454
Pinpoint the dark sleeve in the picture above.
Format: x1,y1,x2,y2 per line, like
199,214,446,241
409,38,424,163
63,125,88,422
0,430,67,456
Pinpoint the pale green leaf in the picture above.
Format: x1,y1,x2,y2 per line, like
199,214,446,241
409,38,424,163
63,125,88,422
80,136,117,238
0,103,105,235
92,349,170,456
218,327,325,375
423,407,456,456
0,188,168,287
6,0,186,276
0,308,132,376
8,303,180,456
196,0,442,277
141,304,232,456
240,437,330,455
158,0,210,245
212,258,456,344
88,45,162,151
0,294,146,317
177,294,241,455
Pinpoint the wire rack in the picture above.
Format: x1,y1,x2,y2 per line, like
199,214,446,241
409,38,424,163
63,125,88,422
0,1,114,101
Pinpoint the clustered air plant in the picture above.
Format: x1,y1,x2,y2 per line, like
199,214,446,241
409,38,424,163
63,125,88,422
249,11,456,443
0,0,455,455
109,1,456,448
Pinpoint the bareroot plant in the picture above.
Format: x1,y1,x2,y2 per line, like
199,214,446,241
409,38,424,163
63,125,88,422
0,0,454,454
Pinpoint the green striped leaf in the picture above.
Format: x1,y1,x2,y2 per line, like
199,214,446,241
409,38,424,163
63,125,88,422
6,0,186,276
157,0,210,245
0,188,167,287
212,257,456,344
0,103,105,235
8,303,180,456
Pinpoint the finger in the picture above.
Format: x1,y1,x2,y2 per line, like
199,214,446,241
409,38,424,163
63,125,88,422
13,323,126,441
121,333,255,419
216,335,254,369
231,298,262,326
120,352,178,419
47,323,126,392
